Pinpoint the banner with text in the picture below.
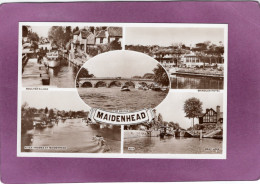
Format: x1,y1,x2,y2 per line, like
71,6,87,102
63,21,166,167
87,108,155,125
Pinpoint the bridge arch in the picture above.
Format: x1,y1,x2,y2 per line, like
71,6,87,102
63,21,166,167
94,81,107,88
124,81,136,88
138,82,149,87
108,81,122,88
81,82,93,88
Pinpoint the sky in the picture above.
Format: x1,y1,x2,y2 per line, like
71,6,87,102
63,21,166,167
22,90,90,111
30,26,87,38
31,26,52,38
125,27,224,46
155,92,224,129
82,51,160,78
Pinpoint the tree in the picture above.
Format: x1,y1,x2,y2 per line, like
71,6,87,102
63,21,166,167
153,64,169,86
44,107,48,114
28,32,39,42
64,26,72,44
132,76,142,79
21,102,29,112
143,73,154,79
172,43,184,67
73,26,79,33
31,41,38,52
157,113,163,124
183,97,203,130
22,26,30,37
77,68,94,78
48,26,72,48
48,109,54,118
109,40,122,50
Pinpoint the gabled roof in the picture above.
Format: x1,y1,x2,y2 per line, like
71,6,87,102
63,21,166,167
81,30,92,39
66,40,71,50
73,30,80,35
96,30,106,38
86,33,95,45
200,108,216,117
108,27,122,37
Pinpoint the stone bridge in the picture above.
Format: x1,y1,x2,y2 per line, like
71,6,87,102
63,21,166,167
77,77,155,88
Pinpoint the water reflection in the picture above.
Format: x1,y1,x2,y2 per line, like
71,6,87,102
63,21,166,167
21,118,121,153
171,75,223,89
124,136,222,154
48,59,79,88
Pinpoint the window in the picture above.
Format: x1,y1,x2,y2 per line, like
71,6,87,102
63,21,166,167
100,38,103,43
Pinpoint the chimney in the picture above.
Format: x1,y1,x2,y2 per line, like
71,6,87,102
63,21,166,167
216,106,220,122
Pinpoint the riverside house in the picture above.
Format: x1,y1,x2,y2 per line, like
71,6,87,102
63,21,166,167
182,52,224,68
71,27,122,53
107,27,122,43
199,106,223,125
153,49,180,69
95,30,108,44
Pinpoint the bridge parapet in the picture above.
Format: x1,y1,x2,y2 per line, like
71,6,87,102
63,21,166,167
78,77,154,82
77,77,155,88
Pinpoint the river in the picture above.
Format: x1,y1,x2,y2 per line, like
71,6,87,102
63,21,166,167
78,88,169,111
48,59,79,88
170,75,224,89
21,118,121,153
22,58,78,88
124,136,222,154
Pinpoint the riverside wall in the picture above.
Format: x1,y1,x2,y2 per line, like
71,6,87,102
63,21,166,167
124,130,160,138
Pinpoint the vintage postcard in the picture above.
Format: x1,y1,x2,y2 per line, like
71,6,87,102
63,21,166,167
18,22,227,159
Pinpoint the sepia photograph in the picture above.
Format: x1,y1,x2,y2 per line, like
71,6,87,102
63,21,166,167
124,92,224,154
18,23,227,159
76,50,170,111
21,24,122,88
125,26,226,90
20,90,121,154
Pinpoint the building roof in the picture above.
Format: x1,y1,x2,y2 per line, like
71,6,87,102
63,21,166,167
73,30,80,35
33,117,42,121
108,27,122,37
155,49,173,55
185,52,197,57
200,107,223,119
96,30,106,38
86,33,95,45
22,49,34,54
81,30,92,39
66,40,71,50
22,43,31,48
163,55,173,59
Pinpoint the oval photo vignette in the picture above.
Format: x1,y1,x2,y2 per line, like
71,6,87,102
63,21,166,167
75,50,170,112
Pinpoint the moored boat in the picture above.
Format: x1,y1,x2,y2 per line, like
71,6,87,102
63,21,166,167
174,130,185,137
121,85,130,91
46,51,60,68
